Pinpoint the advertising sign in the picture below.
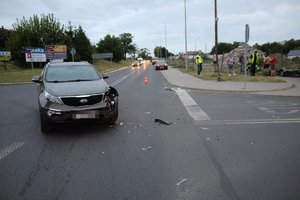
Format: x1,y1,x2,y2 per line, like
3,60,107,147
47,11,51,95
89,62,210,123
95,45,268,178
0,51,11,61
25,47,46,62
45,45,67,60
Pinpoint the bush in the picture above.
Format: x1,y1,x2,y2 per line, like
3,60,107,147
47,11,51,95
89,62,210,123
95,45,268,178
261,68,271,76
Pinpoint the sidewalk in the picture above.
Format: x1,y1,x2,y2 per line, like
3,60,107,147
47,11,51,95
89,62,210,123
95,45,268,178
161,66,300,96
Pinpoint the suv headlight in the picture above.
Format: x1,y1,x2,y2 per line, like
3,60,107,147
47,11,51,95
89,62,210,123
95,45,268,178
44,91,63,104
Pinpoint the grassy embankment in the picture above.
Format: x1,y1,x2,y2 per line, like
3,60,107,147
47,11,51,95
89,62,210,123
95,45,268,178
0,60,133,84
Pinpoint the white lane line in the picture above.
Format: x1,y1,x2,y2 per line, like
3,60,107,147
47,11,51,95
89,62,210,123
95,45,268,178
175,89,210,121
110,71,136,86
0,141,25,160
193,118,300,125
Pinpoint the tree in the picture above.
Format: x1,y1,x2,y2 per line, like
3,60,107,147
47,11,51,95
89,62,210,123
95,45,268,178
154,46,161,58
96,34,124,62
138,48,150,59
210,42,237,54
73,26,93,62
64,22,93,62
0,26,12,50
154,46,169,58
7,14,65,65
119,33,136,59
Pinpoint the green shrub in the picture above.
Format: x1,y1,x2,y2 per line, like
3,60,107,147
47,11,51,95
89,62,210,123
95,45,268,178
261,68,271,76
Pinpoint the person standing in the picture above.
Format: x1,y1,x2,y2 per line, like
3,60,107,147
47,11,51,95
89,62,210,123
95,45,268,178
195,54,203,77
227,56,236,76
239,53,244,73
249,51,258,76
263,53,270,69
269,54,277,77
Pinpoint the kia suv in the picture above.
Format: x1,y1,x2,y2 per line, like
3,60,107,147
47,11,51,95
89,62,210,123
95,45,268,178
32,61,118,132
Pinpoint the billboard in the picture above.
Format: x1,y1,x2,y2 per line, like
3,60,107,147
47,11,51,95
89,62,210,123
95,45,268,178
45,45,67,60
25,47,46,62
0,51,11,61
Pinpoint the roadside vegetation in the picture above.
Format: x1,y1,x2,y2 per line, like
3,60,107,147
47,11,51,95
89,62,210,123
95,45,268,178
1,14,299,84
0,60,133,84
168,59,286,83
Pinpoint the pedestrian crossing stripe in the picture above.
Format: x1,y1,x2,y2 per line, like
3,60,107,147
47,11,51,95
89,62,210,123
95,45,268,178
193,118,300,125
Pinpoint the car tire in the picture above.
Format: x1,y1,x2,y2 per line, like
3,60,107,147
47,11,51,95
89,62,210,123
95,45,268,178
40,110,52,133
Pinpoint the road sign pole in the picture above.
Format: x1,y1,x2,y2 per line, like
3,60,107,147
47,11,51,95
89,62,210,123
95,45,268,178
243,24,250,89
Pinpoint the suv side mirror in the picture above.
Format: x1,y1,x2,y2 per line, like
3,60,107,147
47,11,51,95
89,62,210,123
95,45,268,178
32,75,42,83
102,73,110,79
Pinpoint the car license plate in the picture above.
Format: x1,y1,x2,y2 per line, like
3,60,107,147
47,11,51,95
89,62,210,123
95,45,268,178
72,110,98,119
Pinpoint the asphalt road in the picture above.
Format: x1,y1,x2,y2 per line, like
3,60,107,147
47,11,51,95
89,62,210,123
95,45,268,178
0,63,300,200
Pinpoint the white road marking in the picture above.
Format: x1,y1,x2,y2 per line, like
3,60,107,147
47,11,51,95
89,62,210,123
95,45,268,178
0,141,25,160
176,178,187,186
175,89,210,121
110,71,135,86
194,118,300,125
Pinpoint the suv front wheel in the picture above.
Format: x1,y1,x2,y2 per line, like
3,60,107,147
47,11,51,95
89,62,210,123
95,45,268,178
40,110,52,133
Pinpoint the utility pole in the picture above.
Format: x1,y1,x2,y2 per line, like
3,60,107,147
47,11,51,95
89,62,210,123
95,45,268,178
164,23,167,60
184,0,188,70
214,0,219,76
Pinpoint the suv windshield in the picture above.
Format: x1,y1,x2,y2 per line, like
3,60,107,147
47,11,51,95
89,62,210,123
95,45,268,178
45,64,101,82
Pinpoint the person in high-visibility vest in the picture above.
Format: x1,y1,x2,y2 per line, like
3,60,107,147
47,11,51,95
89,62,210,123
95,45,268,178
195,54,203,77
249,51,258,76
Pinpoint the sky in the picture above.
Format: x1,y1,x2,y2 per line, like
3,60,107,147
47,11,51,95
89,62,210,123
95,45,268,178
1,0,300,55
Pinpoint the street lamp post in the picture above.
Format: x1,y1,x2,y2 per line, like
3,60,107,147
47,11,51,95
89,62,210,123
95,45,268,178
184,0,188,70
164,23,167,60
158,22,168,60
214,0,220,77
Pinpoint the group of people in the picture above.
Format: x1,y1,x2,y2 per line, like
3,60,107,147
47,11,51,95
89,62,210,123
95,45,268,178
194,51,276,77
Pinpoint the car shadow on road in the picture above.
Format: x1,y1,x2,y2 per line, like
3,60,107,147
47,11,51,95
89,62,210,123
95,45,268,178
42,121,118,138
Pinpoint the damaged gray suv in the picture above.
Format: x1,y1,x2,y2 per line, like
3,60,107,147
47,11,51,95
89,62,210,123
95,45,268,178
32,61,118,132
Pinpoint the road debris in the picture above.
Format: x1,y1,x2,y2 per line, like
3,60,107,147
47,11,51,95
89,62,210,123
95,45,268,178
144,112,152,115
142,146,152,151
120,122,124,126
201,127,209,130
176,178,187,186
165,86,173,91
154,118,174,125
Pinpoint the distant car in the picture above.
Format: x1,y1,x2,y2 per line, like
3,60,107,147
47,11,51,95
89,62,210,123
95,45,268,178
279,68,300,77
32,61,119,132
152,58,158,65
132,61,140,67
155,59,168,70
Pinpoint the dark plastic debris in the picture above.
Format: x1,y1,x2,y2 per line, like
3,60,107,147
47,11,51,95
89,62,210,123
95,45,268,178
154,118,172,125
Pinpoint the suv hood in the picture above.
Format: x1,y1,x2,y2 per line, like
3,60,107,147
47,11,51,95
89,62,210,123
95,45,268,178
45,79,109,96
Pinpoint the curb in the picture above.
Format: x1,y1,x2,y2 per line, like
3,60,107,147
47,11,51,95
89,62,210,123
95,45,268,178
0,82,33,86
161,69,295,94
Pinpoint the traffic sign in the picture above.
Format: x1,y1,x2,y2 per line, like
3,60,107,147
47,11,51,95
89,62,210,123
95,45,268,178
70,48,76,56
245,24,250,43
